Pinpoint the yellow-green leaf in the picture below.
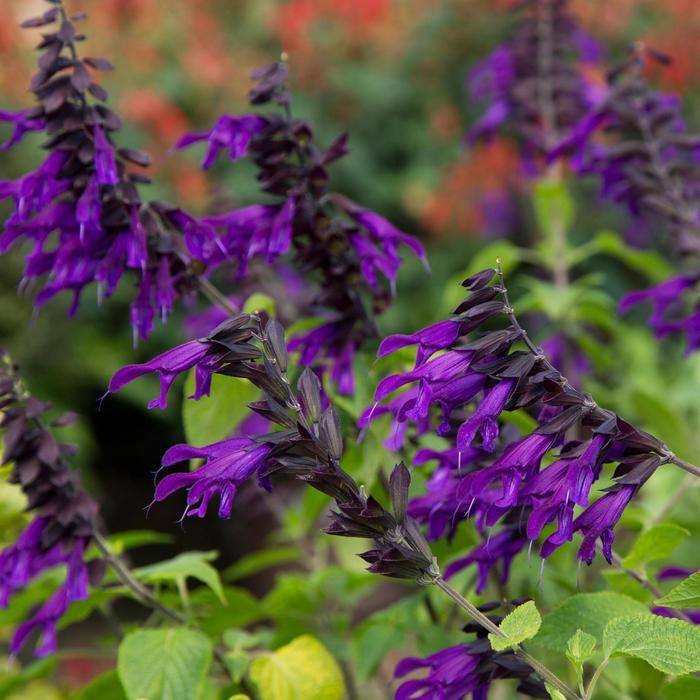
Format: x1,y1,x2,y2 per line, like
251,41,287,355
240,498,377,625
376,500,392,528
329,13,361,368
249,635,345,700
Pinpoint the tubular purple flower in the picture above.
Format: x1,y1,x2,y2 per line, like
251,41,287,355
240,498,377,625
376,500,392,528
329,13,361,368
444,527,528,592
108,339,220,409
176,113,268,167
457,379,516,452
92,125,119,185
0,109,44,150
154,440,273,519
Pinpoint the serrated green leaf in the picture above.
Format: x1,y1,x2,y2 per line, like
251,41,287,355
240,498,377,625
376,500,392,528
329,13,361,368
489,601,541,651
249,634,345,700
622,524,689,570
603,614,700,675
661,677,700,699
183,372,259,448
656,571,700,609
117,628,213,700
223,546,300,582
566,629,597,666
534,593,648,650
134,551,225,604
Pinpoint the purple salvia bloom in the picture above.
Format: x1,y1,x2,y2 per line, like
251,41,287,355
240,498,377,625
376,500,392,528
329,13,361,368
542,485,635,564
155,440,272,519
444,528,529,592
0,109,44,150
394,644,483,700
176,113,268,168
108,339,221,409
377,319,463,366
522,434,608,548
456,379,516,453
92,125,119,186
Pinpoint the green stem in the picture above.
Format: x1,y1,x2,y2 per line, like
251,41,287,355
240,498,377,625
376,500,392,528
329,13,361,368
584,658,609,700
432,576,582,700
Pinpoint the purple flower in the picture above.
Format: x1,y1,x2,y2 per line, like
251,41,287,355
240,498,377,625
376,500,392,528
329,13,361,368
9,540,89,656
108,339,222,409
522,435,608,549
176,114,268,168
543,485,635,564
444,528,529,593
0,109,44,150
394,626,547,700
92,125,119,185
619,275,700,346
155,439,272,519
394,644,484,700
457,379,515,453
377,319,463,366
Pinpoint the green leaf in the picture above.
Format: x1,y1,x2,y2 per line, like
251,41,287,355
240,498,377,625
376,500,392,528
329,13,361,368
249,634,345,700
545,683,566,700
117,628,213,700
107,530,175,555
603,614,700,675
656,571,700,609
622,524,689,570
579,229,673,282
224,651,251,683
534,592,648,650
134,550,225,604
223,546,300,582
0,657,57,699
489,601,541,651
183,372,259,448
75,671,126,700
187,585,264,638
566,629,597,666
661,677,700,699
228,696,251,700
243,292,276,316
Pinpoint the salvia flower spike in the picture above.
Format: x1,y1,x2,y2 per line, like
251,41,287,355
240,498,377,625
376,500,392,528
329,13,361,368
176,60,427,392
554,44,700,351
0,0,228,343
468,0,602,163
0,351,100,656
368,260,699,575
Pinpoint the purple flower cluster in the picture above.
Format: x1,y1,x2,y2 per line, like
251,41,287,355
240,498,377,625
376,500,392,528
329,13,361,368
553,46,700,351
176,61,427,392
0,2,225,343
468,0,602,162
0,353,100,656
394,605,547,699
109,315,437,582
366,268,675,586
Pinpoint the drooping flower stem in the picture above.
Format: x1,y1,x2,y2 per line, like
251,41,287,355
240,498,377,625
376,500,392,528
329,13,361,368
496,258,700,478
92,531,235,681
432,576,582,700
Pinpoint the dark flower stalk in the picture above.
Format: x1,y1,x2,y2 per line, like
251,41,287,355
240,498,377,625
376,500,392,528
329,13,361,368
107,313,581,699
176,61,427,393
0,351,100,656
553,44,700,352
365,261,700,584
0,0,230,343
